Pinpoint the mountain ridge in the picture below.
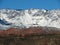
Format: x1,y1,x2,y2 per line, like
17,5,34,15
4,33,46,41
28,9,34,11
0,27,60,37
0,9,60,30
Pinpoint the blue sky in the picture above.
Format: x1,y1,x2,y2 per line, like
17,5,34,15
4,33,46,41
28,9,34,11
0,0,60,10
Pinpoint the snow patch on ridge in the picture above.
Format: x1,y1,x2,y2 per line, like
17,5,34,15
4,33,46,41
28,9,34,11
0,9,60,30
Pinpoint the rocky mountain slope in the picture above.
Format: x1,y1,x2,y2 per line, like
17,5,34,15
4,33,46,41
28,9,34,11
0,27,60,37
0,27,60,45
0,9,60,30
0,9,60,45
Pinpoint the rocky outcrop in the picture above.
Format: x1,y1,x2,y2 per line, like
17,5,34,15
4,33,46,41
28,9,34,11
0,27,60,45
0,27,60,37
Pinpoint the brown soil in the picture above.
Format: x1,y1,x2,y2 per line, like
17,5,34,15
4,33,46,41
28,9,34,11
0,27,60,45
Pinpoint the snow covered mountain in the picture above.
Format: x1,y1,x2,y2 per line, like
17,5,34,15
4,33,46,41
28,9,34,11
0,9,60,30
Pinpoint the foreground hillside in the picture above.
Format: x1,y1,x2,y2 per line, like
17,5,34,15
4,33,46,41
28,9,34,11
0,27,60,45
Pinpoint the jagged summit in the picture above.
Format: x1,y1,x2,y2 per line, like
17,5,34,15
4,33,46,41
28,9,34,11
0,9,60,30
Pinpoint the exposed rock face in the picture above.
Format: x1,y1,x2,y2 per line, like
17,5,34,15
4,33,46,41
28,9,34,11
0,27,60,37
0,27,60,45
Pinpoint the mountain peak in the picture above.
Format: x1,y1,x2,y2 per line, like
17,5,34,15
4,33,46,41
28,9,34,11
0,9,60,30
